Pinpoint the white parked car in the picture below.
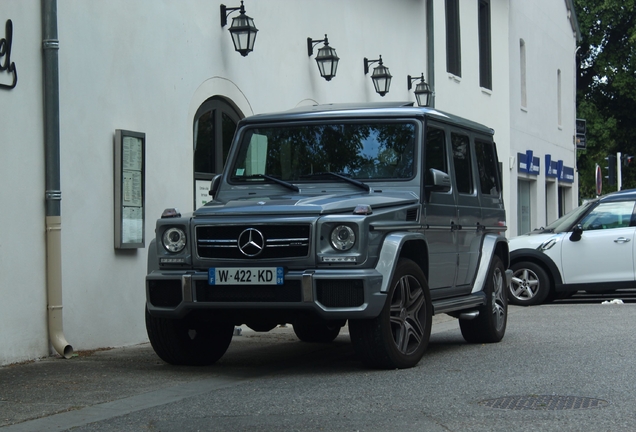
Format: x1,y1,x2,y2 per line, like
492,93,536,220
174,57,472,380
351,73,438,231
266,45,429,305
508,189,636,306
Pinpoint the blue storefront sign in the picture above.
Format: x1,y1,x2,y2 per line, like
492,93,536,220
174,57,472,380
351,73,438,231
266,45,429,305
545,154,574,183
518,151,540,175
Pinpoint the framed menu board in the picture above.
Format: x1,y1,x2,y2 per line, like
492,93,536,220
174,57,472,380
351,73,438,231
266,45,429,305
114,130,145,249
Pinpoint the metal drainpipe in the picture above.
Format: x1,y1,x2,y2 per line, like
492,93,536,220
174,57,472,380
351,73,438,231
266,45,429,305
426,0,435,108
42,0,72,359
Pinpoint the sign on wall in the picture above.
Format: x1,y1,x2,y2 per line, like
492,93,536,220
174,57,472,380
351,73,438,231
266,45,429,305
114,130,145,249
576,119,586,149
0,19,18,89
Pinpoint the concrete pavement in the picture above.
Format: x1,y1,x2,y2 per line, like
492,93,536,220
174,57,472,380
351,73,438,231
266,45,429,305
2,304,636,431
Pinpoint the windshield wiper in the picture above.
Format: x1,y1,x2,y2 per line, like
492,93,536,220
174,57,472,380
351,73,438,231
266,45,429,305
301,172,370,192
254,174,300,192
234,174,299,192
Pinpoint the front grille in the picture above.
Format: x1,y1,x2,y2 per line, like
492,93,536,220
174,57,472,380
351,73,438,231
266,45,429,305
195,280,302,302
196,224,310,260
148,280,182,307
316,279,364,307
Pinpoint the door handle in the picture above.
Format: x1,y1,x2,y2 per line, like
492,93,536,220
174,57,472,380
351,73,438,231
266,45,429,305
614,237,631,243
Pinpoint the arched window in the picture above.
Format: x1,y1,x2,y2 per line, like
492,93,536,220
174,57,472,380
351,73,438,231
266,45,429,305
193,97,242,207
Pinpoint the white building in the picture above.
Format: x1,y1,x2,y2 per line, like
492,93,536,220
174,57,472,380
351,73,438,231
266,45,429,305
0,0,579,365
509,0,580,235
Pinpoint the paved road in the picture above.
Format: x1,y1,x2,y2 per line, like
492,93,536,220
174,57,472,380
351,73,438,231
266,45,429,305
2,303,636,431
555,288,636,304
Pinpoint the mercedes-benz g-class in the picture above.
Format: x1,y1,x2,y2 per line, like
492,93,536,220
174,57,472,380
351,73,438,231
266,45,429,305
145,102,512,369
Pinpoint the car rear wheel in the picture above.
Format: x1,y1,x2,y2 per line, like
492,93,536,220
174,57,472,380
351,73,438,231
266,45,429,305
293,315,342,343
349,258,432,369
460,255,507,343
509,261,551,306
145,307,234,366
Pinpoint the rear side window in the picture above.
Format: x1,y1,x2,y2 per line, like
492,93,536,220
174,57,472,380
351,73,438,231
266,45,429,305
425,127,448,173
475,139,500,197
451,133,473,194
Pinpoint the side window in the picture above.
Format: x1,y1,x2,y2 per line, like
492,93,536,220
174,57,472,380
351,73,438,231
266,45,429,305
475,139,500,196
425,127,448,173
579,201,636,231
451,133,473,194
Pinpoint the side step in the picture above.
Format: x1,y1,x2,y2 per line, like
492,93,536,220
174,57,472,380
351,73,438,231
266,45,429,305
432,292,486,315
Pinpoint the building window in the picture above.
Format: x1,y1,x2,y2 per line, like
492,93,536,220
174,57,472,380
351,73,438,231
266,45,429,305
193,97,242,208
557,69,562,127
478,0,492,90
445,0,461,77
520,39,527,108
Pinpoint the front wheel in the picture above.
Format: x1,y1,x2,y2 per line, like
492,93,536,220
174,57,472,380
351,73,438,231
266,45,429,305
349,258,432,369
145,307,234,366
460,255,507,343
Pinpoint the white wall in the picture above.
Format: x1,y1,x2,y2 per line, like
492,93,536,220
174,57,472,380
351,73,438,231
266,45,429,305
0,4,49,364
54,0,433,355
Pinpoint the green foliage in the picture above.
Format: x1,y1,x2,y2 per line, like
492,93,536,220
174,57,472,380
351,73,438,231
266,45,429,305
575,0,636,198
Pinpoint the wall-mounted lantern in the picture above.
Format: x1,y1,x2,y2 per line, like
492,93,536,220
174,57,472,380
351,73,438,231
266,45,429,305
220,1,258,57
407,73,433,107
307,34,339,81
364,56,392,96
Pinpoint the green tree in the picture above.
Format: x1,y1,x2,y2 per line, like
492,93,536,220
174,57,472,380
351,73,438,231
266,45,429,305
574,0,636,198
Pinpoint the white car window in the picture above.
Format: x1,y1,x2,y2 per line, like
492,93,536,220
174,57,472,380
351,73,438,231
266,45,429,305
579,201,635,231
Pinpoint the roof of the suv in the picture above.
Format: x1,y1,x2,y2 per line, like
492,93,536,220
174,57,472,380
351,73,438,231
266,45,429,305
240,102,494,136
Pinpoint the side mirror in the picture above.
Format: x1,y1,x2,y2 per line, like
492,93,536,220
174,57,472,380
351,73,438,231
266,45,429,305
208,174,222,199
425,168,452,193
569,224,583,242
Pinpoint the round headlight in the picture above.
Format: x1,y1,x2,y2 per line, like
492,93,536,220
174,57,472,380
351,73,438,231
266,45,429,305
162,227,186,253
330,225,356,251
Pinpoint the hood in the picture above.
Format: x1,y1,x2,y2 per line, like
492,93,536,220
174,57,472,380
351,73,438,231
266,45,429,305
193,190,418,217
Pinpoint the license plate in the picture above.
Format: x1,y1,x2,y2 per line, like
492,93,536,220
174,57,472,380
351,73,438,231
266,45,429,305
208,267,284,285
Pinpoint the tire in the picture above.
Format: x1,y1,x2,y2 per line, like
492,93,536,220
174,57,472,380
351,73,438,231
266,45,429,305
460,255,507,344
293,315,341,343
508,261,551,306
145,307,234,366
349,258,432,369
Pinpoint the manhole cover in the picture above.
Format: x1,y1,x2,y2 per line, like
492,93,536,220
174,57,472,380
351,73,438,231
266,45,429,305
479,395,609,410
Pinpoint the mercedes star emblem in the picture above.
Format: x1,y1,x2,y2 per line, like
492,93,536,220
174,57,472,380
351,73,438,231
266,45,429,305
237,228,265,257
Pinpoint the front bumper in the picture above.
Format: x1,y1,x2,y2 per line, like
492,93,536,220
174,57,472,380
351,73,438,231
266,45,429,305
146,268,386,320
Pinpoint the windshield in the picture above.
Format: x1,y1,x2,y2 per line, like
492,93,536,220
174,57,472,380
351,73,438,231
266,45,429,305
229,122,416,184
542,199,597,233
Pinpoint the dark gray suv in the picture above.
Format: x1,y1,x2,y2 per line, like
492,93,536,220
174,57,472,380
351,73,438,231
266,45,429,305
145,102,512,369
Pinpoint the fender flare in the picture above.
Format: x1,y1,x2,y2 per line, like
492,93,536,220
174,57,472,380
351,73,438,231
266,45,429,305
375,231,428,293
471,233,508,294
